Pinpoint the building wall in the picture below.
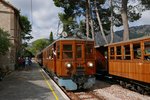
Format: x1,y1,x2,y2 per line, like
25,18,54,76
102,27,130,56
0,1,21,71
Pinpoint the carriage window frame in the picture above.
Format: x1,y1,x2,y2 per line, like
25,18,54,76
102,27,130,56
124,45,131,60
133,43,141,59
110,47,115,60
144,41,150,61
76,44,82,59
62,44,73,59
85,43,94,59
116,46,122,60
57,44,60,59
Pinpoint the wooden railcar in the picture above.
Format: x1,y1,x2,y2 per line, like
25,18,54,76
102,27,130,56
38,38,96,90
107,36,150,86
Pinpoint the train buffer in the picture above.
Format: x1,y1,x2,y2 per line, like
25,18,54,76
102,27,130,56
0,62,70,100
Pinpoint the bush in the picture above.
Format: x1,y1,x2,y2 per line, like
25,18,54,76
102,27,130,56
0,28,11,55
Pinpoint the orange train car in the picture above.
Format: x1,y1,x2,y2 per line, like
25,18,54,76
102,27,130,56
38,37,96,90
106,36,150,87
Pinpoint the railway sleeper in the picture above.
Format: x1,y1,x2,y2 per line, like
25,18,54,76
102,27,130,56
117,79,150,95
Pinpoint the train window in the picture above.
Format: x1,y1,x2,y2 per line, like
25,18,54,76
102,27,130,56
116,46,122,60
133,43,141,59
86,44,94,59
110,47,115,60
63,45,72,51
63,45,73,59
124,45,131,60
116,46,121,55
76,45,82,58
49,48,53,59
144,41,150,60
110,47,114,55
57,45,60,59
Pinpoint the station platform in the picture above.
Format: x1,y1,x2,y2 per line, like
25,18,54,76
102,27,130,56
0,61,70,100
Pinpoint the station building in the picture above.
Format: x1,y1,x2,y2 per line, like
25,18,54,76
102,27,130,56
0,0,22,71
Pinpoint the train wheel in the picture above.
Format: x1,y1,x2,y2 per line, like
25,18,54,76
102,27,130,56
119,81,126,88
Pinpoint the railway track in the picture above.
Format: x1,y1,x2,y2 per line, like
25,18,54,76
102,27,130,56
45,69,149,100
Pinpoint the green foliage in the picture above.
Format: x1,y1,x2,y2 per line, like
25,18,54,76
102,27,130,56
20,16,33,41
49,31,54,44
53,0,150,40
53,0,111,35
18,49,34,58
0,28,11,55
53,0,79,33
27,39,49,55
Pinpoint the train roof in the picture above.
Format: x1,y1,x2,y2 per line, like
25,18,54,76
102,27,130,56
105,36,150,46
41,37,94,52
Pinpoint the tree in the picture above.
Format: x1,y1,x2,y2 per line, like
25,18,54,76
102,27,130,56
0,28,11,55
121,0,129,41
113,0,149,40
27,39,49,55
94,0,108,44
86,0,90,38
89,0,95,40
110,0,114,43
20,16,33,42
49,31,54,44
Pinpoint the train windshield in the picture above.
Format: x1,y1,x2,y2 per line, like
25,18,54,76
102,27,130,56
76,45,82,58
86,44,94,59
63,44,73,59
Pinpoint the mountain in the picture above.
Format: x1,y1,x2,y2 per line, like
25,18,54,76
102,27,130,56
115,25,150,39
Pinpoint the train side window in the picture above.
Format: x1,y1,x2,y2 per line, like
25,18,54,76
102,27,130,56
57,44,60,59
144,41,150,60
110,47,115,59
110,47,114,55
116,46,122,60
86,44,94,59
124,45,131,60
133,43,141,59
76,45,82,58
63,45,73,59
49,48,53,59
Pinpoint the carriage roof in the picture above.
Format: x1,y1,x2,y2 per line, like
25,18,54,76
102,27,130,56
105,36,150,47
42,37,94,52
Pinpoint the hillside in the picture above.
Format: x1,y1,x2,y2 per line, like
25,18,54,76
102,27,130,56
115,25,150,39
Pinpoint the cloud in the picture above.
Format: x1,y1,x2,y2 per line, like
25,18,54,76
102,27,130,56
6,0,150,41
7,0,63,42
114,10,150,31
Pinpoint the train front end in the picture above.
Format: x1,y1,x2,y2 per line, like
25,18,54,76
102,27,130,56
56,38,96,90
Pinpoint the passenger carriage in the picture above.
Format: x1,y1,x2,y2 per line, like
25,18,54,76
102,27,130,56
38,37,96,90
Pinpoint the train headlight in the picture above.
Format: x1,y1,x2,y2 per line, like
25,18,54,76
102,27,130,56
65,62,72,68
87,62,94,67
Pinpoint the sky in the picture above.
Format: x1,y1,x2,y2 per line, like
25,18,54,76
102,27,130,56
6,0,150,42
7,0,63,42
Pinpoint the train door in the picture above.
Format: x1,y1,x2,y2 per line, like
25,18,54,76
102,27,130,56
76,43,84,66
53,43,56,74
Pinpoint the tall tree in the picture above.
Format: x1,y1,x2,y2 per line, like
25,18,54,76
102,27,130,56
86,0,90,38
121,0,129,41
0,28,11,55
89,0,95,40
94,0,108,44
49,31,54,44
110,0,114,43
20,16,33,42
